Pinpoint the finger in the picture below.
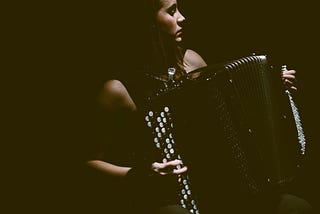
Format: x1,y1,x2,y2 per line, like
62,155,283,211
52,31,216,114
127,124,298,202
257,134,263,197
158,166,187,175
151,162,177,172
165,159,182,166
151,162,167,173
283,69,296,75
283,80,297,91
284,79,294,85
164,159,183,167
151,162,162,169
290,85,297,91
282,74,296,81
172,166,188,174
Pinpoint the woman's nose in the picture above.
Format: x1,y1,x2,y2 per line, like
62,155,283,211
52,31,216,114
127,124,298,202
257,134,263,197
177,11,185,24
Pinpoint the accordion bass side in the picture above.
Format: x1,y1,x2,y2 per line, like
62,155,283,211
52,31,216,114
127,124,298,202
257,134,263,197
187,55,305,184
141,55,306,212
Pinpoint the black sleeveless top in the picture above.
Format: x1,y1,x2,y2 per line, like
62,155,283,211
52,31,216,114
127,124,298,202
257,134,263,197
90,71,181,213
89,70,281,213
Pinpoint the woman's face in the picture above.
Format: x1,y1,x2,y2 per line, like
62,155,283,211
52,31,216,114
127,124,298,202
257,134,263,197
155,0,185,43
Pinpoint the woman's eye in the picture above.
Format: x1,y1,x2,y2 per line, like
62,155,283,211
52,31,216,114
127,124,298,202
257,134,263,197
167,5,177,16
169,9,176,15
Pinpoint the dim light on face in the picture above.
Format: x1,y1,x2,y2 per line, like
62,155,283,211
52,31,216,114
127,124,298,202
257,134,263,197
156,0,185,43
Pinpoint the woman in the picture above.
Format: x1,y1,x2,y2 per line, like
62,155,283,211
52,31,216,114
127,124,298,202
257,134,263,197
86,0,206,213
85,0,302,213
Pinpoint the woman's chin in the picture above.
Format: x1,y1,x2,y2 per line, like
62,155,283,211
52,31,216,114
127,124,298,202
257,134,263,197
175,37,182,43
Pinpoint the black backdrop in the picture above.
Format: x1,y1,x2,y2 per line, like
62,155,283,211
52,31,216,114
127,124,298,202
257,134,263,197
8,0,319,213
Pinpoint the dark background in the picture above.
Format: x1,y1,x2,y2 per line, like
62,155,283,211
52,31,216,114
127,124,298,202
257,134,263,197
7,0,319,213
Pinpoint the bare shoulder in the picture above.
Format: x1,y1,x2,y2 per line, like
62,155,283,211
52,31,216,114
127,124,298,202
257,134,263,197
98,79,137,112
184,49,207,72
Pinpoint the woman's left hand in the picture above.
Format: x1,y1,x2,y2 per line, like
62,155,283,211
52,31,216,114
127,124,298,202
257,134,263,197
282,69,297,91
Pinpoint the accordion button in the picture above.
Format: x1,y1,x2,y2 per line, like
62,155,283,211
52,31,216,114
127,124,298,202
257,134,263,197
148,111,154,117
160,112,165,117
164,107,169,112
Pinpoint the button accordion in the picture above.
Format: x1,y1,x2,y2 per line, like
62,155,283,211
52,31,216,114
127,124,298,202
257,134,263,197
142,55,306,213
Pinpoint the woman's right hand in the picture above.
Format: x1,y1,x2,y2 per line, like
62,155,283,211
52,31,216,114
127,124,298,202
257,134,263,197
151,159,187,175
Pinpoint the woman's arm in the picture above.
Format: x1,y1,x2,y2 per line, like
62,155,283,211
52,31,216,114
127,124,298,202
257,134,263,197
85,79,136,177
86,79,187,177
86,160,131,177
